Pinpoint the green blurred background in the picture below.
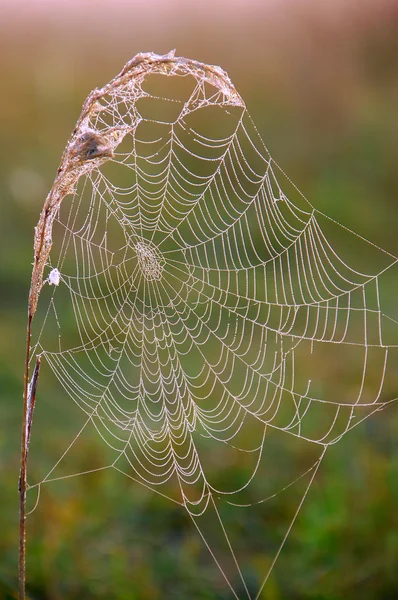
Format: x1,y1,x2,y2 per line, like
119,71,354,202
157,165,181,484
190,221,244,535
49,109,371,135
1,0,398,598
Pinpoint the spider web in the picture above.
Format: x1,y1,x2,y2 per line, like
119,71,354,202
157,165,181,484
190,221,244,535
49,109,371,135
27,52,398,598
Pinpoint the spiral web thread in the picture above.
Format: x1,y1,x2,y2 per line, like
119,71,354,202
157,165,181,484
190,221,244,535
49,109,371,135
28,52,398,598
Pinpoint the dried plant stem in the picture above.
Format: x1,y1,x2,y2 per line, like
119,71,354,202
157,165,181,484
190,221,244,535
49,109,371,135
19,315,32,600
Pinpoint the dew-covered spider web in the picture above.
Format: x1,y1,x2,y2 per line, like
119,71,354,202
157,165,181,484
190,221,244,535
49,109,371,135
26,52,398,599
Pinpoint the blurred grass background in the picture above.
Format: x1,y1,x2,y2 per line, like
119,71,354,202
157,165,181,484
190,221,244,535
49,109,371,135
1,0,398,598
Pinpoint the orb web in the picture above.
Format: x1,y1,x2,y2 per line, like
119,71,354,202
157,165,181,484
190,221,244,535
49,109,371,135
27,52,398,599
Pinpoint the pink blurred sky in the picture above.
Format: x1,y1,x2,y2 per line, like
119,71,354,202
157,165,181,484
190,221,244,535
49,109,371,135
2,0,397,52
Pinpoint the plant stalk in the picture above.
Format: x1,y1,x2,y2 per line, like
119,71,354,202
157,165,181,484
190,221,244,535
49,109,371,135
19,315,32,600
